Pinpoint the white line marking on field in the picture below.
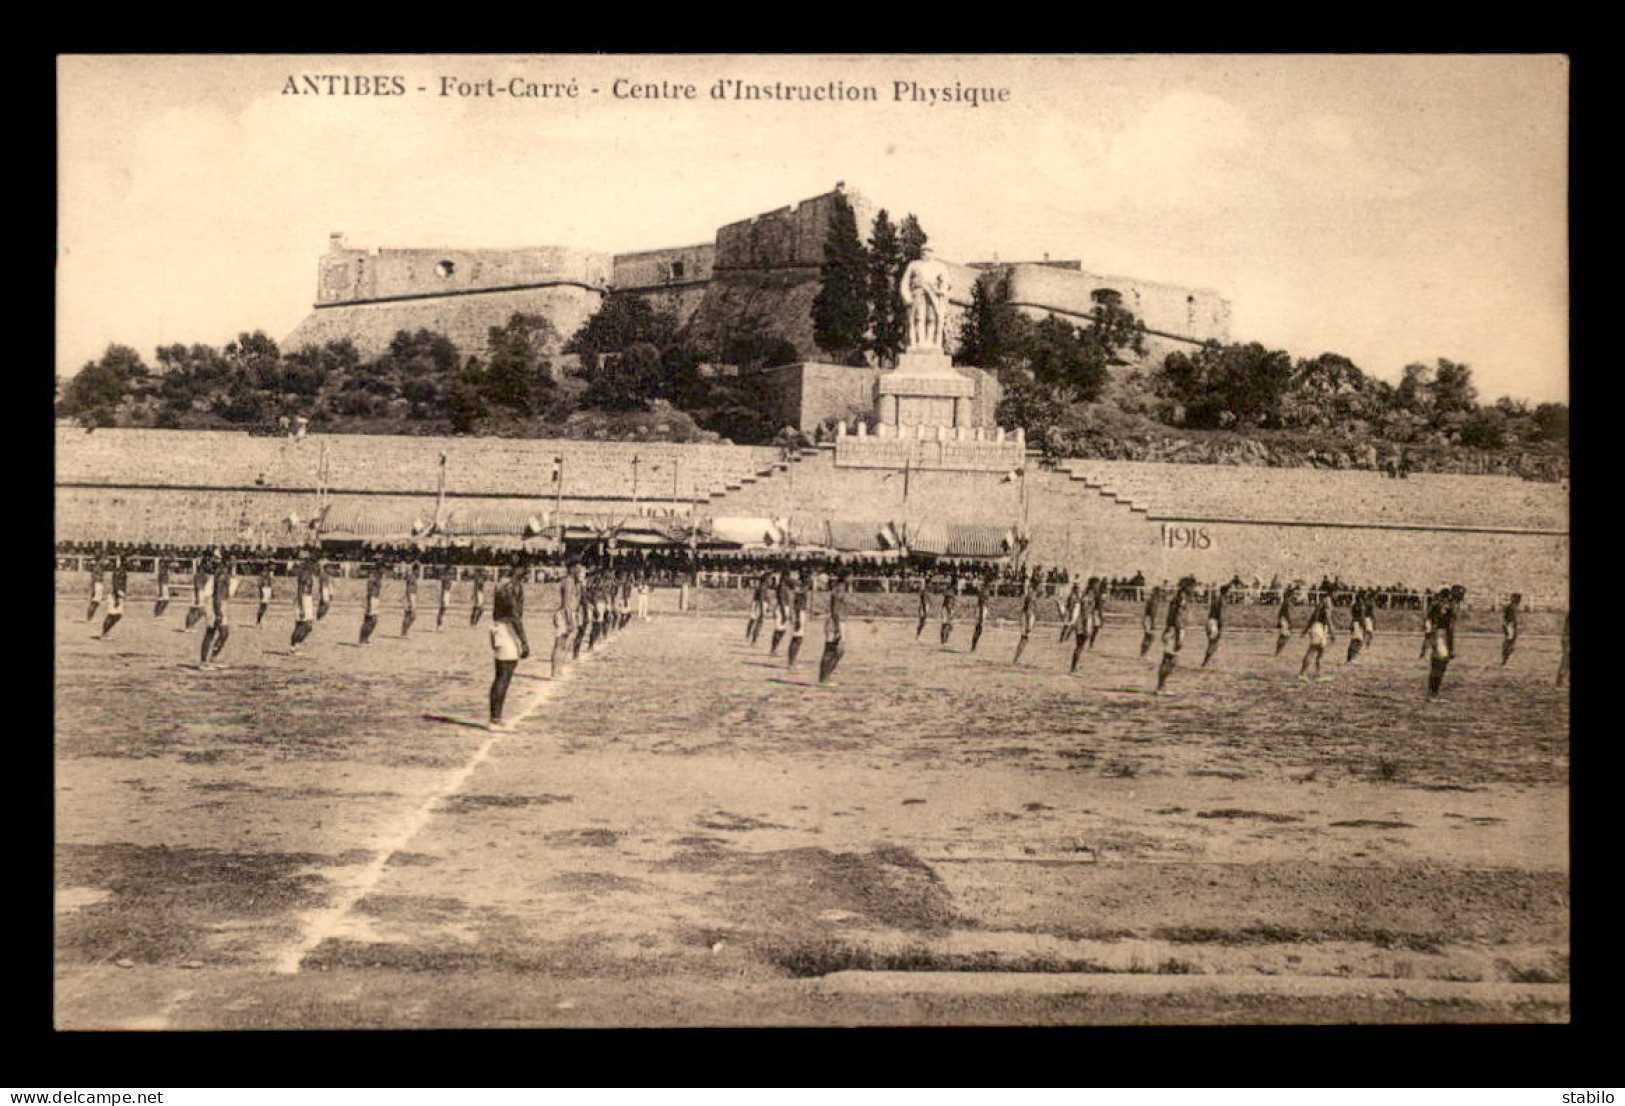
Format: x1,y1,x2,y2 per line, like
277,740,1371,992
270,640,616,975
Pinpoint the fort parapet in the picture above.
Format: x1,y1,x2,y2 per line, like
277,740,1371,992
285,235,611,359
282,183,1230,368
713,185,877,272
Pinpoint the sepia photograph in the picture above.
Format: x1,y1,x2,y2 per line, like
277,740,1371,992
54,53,1569,1029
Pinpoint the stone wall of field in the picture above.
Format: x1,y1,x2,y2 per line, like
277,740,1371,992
56,428,1569,603
707,451,1570,603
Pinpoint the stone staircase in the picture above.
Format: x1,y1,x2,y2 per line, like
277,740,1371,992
702,444,819,503
703,447,821,508
1050,461,1154,515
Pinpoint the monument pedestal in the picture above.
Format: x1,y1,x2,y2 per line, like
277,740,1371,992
876,349,977,428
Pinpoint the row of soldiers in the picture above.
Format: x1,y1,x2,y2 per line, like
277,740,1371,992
79,550,649,666
742,569,851,683
885,573,1568,699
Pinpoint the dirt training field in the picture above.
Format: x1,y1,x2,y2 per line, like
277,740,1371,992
54,594,1569,1027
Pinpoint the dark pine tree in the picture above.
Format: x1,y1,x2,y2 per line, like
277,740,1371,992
955,272,1028,371
898,213,928,264
811,192,869,366
866,209,906,367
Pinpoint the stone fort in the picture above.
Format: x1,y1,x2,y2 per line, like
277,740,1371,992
283,184,1232,382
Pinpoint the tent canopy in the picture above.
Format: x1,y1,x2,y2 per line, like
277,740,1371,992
945,523,1014,558
907,521,950,555
438,505,549,537
317,501,433,538
825,519,899,552
709,516,783,547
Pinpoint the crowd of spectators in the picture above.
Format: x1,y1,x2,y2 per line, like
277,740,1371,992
55,539,1442,608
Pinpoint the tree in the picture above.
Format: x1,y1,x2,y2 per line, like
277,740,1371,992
154,343,231,414
1025,315,1112,402
1459,405,1509,449
224,331,282,392
996,378,1070,434
1395,362,1433,415
1532,402,1569,444
583,340,664,411
445,375,487,434
377,329,460,379
1284,352,1378,430
866,209,906,366
213,385,267,424
1156,342,1294,429
659,342,709,408
565,295,677,365
282,340,359,417
565,296,683,413
898,214,928,265
1389,357,1478,436
810,191,869,365
1429,358,1478,434
721,332,800,374
483,313,560,416
955,273,1030,372
59,344,149,424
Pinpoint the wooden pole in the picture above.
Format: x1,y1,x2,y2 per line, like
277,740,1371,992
436,450,448,531
554,455,565,548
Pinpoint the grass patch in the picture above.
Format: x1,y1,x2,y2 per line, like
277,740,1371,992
765,937,1111,978
1153,924,1447,953
440,793,573,814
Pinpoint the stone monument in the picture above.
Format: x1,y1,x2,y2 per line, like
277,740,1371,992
877,248,978,428
835,250,1022,473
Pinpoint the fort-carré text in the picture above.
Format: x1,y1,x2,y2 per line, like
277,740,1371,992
281,73,1011,107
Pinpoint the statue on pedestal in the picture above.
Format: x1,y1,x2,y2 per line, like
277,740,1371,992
900,248,951,352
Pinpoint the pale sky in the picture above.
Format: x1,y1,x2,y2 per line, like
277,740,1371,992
57,54,1569,403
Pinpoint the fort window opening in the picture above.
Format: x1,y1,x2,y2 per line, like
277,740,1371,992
437,260,456,278
670,261,685,281
1091,288,1123,308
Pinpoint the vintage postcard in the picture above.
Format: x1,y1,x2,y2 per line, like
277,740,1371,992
55,54,1568,1029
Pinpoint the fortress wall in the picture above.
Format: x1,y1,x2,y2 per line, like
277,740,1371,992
283,284,607,361
620,283,710,330
683,268,823,358
611,244,716,289
1001,263,1231,344
713,188,877,270
317,240,609,305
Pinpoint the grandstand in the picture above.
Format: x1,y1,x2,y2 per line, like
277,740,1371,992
55,427,787,504
1052,460,1568,532
705,450,1570,602
54,428,1569,602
